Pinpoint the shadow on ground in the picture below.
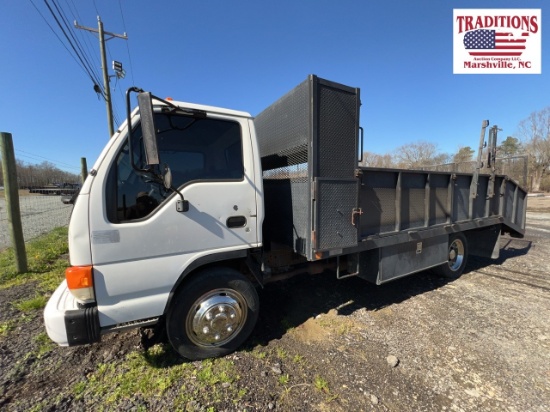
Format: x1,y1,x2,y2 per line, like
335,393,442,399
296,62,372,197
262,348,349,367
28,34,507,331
248,236,532,350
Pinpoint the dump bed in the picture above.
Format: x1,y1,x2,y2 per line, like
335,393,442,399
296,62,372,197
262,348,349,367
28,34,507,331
255,75,527,262
358,167,526,241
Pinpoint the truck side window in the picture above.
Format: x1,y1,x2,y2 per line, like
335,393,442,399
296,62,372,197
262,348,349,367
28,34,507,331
108,114,244,223
155,115,243,185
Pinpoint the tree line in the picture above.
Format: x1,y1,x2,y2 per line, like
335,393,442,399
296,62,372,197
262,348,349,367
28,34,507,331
0,159,81,189
361,106,550,192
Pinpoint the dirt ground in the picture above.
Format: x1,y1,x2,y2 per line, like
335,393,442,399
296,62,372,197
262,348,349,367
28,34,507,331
1,196,549,411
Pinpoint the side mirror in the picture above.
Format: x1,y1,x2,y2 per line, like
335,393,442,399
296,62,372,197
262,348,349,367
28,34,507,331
137,92,160,166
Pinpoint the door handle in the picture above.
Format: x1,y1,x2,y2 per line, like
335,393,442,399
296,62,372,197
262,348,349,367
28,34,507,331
226,216,247,228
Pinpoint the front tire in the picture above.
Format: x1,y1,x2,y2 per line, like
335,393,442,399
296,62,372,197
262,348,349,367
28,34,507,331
167,268,259,360
433,233,468,279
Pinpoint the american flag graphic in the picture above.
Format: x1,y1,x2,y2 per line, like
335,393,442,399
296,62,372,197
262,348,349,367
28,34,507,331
463,29,528,56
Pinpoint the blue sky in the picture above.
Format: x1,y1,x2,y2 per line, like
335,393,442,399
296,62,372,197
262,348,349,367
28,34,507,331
1,0,548,174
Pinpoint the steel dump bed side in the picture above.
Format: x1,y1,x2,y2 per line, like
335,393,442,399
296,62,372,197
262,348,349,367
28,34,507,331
357,167,526,242
255,75,526,265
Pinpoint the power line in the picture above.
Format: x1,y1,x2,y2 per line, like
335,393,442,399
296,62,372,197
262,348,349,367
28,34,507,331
28,0,101,91
92,0,100,16
42,0,104,92
14,149,81,171
29,0,127,133
50,0,103,89
63,0,102,80
118,0,135,85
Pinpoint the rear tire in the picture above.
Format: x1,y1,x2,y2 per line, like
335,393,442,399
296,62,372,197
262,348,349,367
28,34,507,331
167,268,259,360
433,233,468,279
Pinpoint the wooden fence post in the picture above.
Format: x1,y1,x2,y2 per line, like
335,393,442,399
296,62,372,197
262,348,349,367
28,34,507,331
80,157,88,184
0,132,28,273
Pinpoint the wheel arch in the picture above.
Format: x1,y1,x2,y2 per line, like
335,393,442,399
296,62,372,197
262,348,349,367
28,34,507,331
162,249,252,317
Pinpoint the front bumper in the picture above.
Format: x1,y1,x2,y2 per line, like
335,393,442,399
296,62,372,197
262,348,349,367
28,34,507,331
44,280,101,346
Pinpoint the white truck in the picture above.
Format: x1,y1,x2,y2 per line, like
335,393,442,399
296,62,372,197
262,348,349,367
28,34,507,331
45,75,527,360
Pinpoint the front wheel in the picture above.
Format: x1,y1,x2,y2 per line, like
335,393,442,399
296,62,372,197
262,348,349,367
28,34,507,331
433,233,468,279
167,268,259,360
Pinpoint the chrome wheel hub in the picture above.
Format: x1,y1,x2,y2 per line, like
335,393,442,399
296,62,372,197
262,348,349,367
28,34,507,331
448,239,464,271
187,289,246,347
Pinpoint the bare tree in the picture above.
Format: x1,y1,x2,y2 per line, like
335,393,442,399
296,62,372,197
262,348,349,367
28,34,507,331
433,153,452,166
517,107,550,192
14,159,80,189
361,151,395,168
394,141,440,169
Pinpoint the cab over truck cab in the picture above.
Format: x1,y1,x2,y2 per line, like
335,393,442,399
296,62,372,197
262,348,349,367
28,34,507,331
45,76,527,360
45,89,264,360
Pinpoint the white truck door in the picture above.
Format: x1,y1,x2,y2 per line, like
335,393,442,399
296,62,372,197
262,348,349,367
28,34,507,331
87,112,260,326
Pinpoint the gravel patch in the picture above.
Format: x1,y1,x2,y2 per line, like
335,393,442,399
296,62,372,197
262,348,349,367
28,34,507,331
0,195,72,250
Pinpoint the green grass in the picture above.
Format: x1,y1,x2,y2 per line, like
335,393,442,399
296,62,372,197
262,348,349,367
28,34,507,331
292,354,304,364
0,319,16,337
0,227,68,292
74,347,188,404
196,358,236,386
276,348,287,360
278,374,290,385
13,295,48,311
314,375,330,393
72,344,246,409
0,228,68,341
33,332,55,357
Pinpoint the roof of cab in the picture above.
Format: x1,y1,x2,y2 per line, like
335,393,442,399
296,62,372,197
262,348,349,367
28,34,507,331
155,100,252,119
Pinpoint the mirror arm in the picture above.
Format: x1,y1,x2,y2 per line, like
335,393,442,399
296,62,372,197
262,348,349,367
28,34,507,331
172,186,189,212
125,87,189,212
163,164,188,212
126,87,146,174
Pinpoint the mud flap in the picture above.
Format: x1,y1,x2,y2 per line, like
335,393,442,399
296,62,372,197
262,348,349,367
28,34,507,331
467,225,502,260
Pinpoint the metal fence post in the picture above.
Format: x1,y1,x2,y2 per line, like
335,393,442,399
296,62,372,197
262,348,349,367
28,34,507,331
0,132,28,273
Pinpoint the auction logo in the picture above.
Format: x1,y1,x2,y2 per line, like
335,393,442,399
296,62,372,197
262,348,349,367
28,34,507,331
453,9,541,74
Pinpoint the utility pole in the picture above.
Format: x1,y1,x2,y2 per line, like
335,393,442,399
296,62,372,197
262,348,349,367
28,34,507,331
74,16,128,139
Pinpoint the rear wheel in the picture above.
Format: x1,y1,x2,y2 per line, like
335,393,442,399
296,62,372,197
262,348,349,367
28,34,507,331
167,268,259,360
433,233,468,279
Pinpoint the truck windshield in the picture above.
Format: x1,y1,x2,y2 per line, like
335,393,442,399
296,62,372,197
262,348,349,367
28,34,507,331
107,112,244,222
